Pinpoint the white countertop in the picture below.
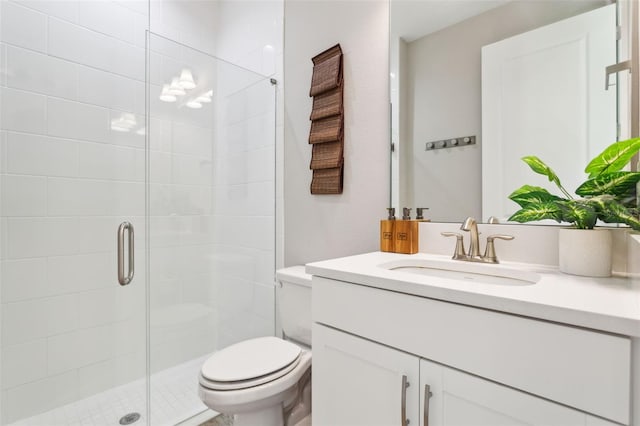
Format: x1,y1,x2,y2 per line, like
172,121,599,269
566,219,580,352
306,251,640,337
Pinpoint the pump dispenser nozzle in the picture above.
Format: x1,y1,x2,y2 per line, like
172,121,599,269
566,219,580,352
416,207,429,220
387,208,396,220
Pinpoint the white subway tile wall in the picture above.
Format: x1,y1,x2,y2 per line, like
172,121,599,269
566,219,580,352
0,0,281,423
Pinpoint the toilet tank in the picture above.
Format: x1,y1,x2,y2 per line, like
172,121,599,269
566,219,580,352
276,266,312,346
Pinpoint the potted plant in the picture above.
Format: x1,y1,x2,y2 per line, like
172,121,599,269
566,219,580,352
508,137,640,277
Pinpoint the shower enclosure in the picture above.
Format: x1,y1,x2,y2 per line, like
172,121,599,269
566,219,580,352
0,1,278,425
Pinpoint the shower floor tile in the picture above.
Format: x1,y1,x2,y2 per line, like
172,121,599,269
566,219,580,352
9,356,211,426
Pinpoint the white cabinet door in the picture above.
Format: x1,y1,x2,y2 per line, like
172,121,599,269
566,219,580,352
312,324,420,426
420,358,619,426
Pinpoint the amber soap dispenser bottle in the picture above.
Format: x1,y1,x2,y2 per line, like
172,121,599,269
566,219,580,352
395,207,419,254
380,208,396,252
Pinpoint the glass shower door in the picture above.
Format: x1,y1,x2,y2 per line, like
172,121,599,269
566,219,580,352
147,33,277,424
0,0,149,424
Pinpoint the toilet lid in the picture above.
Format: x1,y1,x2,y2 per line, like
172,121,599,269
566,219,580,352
199,355,301,391
201,336,302,382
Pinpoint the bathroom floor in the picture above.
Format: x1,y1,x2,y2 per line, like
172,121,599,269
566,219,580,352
8,356,209,426
198,414,234,426
199,414,311,426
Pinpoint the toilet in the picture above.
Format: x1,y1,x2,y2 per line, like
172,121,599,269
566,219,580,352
198,266,312,426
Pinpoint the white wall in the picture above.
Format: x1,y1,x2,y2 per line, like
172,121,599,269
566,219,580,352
284,0,389,266
401,0,607,223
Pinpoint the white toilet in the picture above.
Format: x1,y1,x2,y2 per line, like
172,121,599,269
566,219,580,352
198,266,312,426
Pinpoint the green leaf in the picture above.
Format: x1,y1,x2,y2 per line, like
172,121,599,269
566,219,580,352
522,156,561,186
508,202,562,223
584,137,640,178
591,196,640,231
521,156,572,199
508,185,564,208
557,200,597,229
575,171,640,199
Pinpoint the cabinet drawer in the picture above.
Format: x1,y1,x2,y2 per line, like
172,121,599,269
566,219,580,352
313,276,631,424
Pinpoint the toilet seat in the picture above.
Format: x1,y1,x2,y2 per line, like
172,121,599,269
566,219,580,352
199,355,301,391
200,337,302,391
198,350,312,415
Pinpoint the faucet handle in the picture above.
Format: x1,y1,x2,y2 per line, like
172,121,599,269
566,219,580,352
441,232,466,260
483,234,514,264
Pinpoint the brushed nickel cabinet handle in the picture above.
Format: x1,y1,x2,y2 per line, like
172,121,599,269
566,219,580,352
424,384,433,426
117,222,134,286
401,374,410,426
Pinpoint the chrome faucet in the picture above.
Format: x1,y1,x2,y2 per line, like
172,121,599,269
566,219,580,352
461,216,482,260
441,217,514,264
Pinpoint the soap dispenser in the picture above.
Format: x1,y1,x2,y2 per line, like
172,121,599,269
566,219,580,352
380,208,396,252
415,207,430,222
394,207,418,254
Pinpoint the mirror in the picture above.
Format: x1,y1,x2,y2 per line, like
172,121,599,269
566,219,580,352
390,0,624,223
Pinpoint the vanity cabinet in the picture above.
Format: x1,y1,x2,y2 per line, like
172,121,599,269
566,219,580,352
312,276,631,426
314,324,617,426
419,358,618,426
313,324,419,425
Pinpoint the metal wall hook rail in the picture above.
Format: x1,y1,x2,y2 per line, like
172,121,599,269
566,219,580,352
117,222,135,286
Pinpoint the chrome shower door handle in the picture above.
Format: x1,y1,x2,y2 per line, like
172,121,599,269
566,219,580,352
401,374,410,426
117,222,134,286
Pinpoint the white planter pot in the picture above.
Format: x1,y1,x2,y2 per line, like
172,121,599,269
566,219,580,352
558,228,612,277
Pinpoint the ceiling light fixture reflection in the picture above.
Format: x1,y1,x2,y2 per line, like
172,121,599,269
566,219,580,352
168,77,186,96
122,113,137,126
159,84,177,102
195,90,213,103
186,100,203,109
178,69,196,89
111,122,130,132
110,113,139,133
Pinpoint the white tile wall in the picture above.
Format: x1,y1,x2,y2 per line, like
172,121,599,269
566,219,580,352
6,132,79,177
0,0,150,423
6,46,78,100
18,0,79,23
78,66,138,113
1,258,48,303
1,339,47,389
47,97,111,143
48,17,144,81
1,2,47,53
78,1,137,44
78,143,145,182
47,325,114,376
1,87,47,134
1,175,47,217
47,253,114,295
46,178,145,216
1,0,282,423
4,370,78,422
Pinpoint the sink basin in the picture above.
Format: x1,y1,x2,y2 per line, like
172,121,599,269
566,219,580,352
379,257,540,286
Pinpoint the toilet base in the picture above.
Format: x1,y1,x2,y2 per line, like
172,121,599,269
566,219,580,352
233,405,283,426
